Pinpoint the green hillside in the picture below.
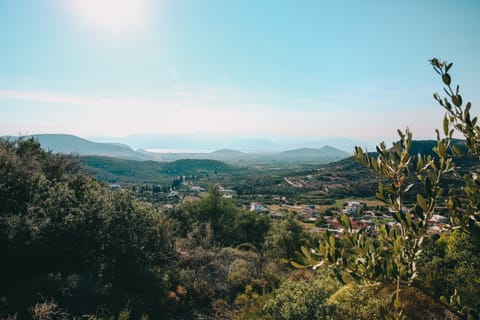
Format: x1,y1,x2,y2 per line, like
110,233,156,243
79,156,236,183
80,156,165,183
4,134,150,160
160,158,236,174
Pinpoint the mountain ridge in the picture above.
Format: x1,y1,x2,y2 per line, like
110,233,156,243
2,134,151,160
2,133,352,163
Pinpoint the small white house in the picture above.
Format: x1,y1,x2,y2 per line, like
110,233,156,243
168,191,181,198
250,202,268,212
190,186,205,192
343,201,361,215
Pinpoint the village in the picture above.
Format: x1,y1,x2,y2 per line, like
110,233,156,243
157,179,451,238
249,199,450,237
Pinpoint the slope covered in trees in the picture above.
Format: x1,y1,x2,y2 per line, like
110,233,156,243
0,137,295,319
2,59,480,320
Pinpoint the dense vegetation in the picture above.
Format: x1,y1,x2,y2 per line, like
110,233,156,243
0,137,307,319
1,59,479,319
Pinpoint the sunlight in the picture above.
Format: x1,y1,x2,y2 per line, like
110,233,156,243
66,0,152,35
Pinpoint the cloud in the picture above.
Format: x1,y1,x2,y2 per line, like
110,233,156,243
0,89,95,106
0,87,444,140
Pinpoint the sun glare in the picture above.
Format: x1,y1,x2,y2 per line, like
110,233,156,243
66,0,152,35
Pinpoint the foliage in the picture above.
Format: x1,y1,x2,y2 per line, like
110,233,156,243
326,284,389,320
419,231,480,314
0,137,281,319
261,273,336,320
294,59,480,318
0,137,175,318
264,212,306,259
161,159,236,174
430,58,480,239
169,184,271,247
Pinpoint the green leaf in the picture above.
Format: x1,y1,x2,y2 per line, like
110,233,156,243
301,246,312,261
290,261,307,269
376,192,385,201
416,155,424,172
446,62,453,72
340,214,352,233
341,272,354,284
437,140,447,157
443,115,449,136
329,235,336,249
452,94,462,107
417,194,428,211
442,73,451,86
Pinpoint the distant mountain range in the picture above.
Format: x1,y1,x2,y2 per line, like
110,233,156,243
91,133,374,153
277,146,349,161
1,134,351,164
4,134,469,167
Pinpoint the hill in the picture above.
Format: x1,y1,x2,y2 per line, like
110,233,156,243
409,139,467,156
4,134,151,160
80,155,165,183
210,149,246,157
79,156,236,184
284,139,477,200
276,146,350,162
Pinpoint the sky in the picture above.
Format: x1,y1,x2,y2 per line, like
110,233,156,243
0,0,479,144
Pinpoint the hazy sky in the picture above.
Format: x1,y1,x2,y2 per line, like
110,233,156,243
1,0,479,141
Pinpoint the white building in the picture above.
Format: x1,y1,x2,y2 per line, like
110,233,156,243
250,202,268,212
343,201,361,215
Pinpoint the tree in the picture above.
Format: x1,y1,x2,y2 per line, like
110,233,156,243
0,137,177,318
295,59,480,318
262,273,335,320
264,213,306,259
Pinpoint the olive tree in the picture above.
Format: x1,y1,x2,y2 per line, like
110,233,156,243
295,59,480,319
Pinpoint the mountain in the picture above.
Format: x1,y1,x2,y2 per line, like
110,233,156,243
2,133,355,164
208,149,248,160
210,149,246,156
92,133,373,153
303,138,475,199
276,146,350,162
4,134,151,160
152,146,350,164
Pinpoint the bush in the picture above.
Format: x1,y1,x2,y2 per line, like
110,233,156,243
262,273,336,320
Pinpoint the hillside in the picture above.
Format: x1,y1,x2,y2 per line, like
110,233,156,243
80,156,236,183
4,134,151,160
408,139,467,156
80,155,165,183
276,146,350,162
284,139,478,200
208,149,247,160
160,159,236,174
